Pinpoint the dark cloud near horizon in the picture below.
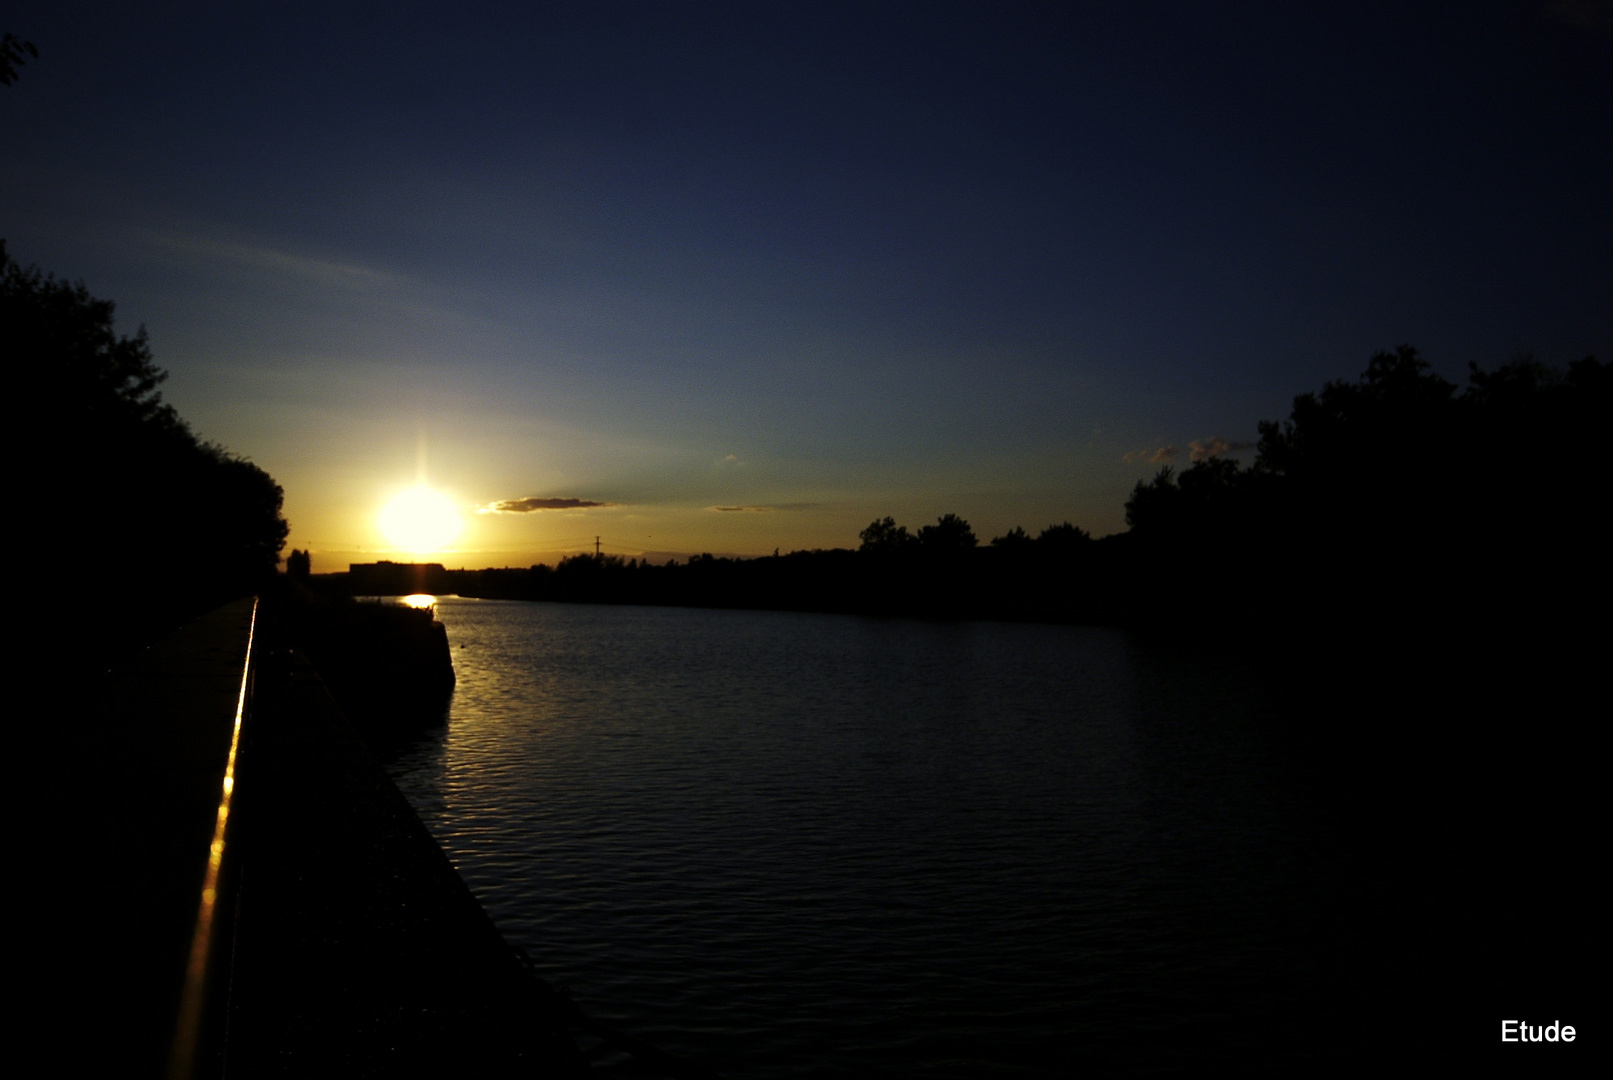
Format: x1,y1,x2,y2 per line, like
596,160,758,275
481,497,612,513
708,502,828,513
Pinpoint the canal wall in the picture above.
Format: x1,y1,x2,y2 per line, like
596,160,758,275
53,597,582,1079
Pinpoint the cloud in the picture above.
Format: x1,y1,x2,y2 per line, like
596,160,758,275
707,502,828,513
147,232,398,291
1188,438,1255,461
1124,439,1256,464
478,497,613,514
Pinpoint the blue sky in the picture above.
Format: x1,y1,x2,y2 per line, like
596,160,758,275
5,2,1608,568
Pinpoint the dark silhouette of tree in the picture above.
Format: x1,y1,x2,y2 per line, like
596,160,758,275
1115,344,1610,622
1122,457,1257,564
1036,522,1091,547
6,242,289,663
990,525,1032,547
328,344,1606,633
1452,352,1609,588
1250,347,1468,596
1254,345,1458,484
3,244,180,435
1124,466,1180,534
287,549,312,579
1,32,38,86
859,516,915,551
917,513,977,551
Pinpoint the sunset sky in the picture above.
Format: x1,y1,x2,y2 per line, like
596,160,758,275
5,2,1609,570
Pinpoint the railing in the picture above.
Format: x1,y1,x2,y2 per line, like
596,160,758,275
103,595,712,1078
69,597,259,1080
167,599,257,1080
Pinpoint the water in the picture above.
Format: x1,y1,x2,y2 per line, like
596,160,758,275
385,598,1373,1074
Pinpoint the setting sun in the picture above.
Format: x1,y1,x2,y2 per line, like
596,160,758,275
379,487,463,553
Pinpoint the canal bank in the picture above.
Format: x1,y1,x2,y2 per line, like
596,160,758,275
49,597,586,1078
226,641,583,1077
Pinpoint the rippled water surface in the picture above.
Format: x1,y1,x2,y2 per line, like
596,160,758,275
386,598,1348,1075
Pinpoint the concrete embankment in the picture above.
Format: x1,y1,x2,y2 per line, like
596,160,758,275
279,595,457,745
44,597,583,1078
226,643,582,1076
50,600,261,1078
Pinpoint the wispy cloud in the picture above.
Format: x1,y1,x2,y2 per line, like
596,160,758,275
1188,437,1255,461
707,502,828,513
479,496,613,514
145,231,399,290
1125,438,1255,464
1123,446,1180,464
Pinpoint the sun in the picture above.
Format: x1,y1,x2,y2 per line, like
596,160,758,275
379,487,463,553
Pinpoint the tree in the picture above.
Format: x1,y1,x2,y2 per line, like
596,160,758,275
1036,521,1092,551
4,242,181,437
1254,345,1458,482
917,513,977,551
1,32,38,86
859,516,915,551
1124,467,1180,533
1229,345,1605,619
4,242,289,640
990,526,1031,547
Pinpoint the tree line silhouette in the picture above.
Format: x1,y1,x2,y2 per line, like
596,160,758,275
6,241,290,668
1123,345,1609,625
429,345,1606,630
21,223,1599,640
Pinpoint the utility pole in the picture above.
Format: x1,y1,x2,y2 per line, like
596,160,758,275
595,535,601,557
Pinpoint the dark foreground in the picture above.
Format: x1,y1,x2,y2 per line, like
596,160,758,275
25,594,1599,1075
226,642,580,1075
35,599,585,1078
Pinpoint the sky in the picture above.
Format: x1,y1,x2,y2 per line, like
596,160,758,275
4,1,1609,570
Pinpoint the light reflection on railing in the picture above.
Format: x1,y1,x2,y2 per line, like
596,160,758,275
167,597,256,1080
